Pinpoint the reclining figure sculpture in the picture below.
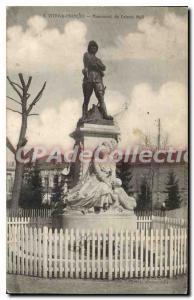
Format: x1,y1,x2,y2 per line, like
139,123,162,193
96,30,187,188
61,140,136,214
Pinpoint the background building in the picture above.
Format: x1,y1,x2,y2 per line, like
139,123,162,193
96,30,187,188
128,160,188,209
6,161,15,202
6,151,188,210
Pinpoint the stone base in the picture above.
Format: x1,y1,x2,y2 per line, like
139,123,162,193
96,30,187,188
70,120,120,181
52,213,137,231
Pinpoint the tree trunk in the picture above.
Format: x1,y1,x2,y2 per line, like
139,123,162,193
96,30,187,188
11,115,27,209
11,161,25,209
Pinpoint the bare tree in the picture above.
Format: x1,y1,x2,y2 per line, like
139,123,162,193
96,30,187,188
6,73,46,209
161,133,169,150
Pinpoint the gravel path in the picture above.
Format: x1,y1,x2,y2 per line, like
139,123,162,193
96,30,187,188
7,274,188,295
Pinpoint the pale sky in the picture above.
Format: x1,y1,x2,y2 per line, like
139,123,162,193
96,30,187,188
6,6,188,160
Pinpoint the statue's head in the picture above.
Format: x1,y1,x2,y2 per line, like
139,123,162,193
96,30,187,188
88,40,98,54
101,139,117,153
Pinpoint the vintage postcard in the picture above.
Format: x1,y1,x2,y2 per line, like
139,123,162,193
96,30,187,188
6,6,188,294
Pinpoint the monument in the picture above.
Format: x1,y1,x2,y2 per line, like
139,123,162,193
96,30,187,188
53,41,137,231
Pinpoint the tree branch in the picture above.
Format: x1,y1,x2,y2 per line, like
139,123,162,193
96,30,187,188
27,81,46,113
7,76,23,99
6,107,22,114
6,96,21,105
18,73,26,88
11,81,23,90
18,137,28,147
28,113,39,116
6,137,16,155
26,76,32,91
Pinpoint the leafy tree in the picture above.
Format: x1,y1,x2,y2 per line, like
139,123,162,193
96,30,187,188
165,171,182,210
19,165,44,208
116,161,133,195
51,174,64,207
136,179,152,211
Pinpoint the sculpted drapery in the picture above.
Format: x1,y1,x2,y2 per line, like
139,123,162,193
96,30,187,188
63,140,136,213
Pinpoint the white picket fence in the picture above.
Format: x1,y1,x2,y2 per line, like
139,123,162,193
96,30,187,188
7,217,52,227
7,220,187,280
137,215,187,230
7,209,187,230
7,208,52,218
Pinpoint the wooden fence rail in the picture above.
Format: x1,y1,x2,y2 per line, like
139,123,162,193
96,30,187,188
7,222,187,280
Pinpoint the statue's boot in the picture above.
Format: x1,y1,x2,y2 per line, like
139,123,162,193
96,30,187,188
99,101,113,120
82,104,88,120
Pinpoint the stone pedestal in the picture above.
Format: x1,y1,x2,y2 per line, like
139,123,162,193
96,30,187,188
52,213,137,232
70,119,120,183
53,106,137,232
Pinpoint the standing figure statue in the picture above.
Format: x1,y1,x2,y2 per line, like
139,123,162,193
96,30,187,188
82,40,113,120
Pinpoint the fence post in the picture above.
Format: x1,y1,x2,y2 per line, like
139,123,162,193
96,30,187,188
174,228,177,275
108,227,113,280
48,228,52,278
59,228,63,278
81,229,85,279
125,229,129,279
180,228,183,274
92,229,96,279
115,229,118,279
130,231,133,278
102,230,106,279
159,229,163,277
54,229,58,278
29,227,33,276
70,229,74,278
120,229,123,278
183,228,187,274
164,228,168,277
43,226,48,278
9,220,14,274
34,227,38,276
86,229,90,279
140,229,144,277
37,227,42,277
150,229,153,277
135,230,139,278
169,227,173,278
145,229,148,277
12,222,17,274
155,229,158,277
64,229,69,278
16,221,21,274
21,220,25,275
75,228,80,279
177,227,180,274
97,229,101,279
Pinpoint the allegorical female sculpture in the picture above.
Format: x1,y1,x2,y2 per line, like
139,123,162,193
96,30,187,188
62,140,136,214
82,40,113,120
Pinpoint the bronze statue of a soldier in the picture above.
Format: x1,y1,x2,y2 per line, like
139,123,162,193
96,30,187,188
82,40,112,120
